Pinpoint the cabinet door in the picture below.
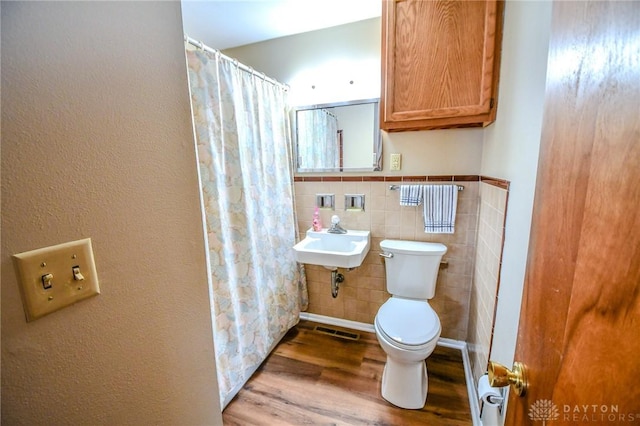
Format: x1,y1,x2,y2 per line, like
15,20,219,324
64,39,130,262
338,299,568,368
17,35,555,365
381,0,503,131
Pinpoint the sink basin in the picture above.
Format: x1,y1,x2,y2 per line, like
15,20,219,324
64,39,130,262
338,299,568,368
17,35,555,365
293,228,371,269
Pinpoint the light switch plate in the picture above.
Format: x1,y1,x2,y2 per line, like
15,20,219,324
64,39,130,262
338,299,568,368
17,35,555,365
13,238,100,322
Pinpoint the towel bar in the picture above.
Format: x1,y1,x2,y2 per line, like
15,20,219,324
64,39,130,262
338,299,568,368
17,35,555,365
389,184,464,191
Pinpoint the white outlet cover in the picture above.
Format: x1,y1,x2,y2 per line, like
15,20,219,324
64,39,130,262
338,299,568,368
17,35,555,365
12,238,100,321
390,153,402,171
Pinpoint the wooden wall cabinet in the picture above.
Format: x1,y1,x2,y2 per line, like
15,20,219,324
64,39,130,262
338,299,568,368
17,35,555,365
380,0,504,131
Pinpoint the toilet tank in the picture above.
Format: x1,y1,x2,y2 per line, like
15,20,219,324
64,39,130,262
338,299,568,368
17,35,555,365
380,240,447,299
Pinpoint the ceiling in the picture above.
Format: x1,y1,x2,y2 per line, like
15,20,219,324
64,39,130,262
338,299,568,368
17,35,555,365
181,0,381,50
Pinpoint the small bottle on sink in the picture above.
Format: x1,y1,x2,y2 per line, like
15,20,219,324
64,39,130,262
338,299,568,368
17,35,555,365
312,206,322,231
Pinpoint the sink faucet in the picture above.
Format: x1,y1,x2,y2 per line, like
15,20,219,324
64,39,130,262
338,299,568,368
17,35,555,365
328,215,347,234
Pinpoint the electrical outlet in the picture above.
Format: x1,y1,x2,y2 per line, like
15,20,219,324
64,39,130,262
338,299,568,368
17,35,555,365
390,153,402,171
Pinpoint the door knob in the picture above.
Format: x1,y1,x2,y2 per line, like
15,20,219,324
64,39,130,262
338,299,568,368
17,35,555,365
488,360,528,396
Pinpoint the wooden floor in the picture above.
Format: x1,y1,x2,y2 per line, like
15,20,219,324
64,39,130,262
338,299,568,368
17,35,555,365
223,321,472,425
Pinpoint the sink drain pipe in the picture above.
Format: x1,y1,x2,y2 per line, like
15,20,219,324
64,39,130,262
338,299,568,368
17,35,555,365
331,270,344,298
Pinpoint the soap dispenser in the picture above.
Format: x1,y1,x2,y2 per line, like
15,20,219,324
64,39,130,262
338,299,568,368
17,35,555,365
312,206,322,231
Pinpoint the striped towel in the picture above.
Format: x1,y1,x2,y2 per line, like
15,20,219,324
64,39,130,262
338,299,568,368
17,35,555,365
399,185,423,206
423,185,458,234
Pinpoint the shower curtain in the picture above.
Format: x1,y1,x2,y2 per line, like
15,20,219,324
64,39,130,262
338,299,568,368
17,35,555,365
186,49,307,408
297,108,340,169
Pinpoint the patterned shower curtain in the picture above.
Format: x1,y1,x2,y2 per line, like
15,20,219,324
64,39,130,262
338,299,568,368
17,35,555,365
297,108,340,170
186,49,307,408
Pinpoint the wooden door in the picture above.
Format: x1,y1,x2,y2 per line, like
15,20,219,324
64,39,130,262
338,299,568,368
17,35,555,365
507,1,640,424
380,0,503,131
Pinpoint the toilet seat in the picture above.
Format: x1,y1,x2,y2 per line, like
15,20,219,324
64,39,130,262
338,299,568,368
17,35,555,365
375,298,440,351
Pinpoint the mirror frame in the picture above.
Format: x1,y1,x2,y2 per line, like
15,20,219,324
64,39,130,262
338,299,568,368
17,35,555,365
293,98,382,173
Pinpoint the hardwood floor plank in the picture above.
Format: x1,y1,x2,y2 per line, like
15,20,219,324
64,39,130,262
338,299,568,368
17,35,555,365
223,321,472,425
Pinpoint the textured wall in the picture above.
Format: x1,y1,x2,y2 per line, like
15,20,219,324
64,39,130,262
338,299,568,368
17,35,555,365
1,2,222,424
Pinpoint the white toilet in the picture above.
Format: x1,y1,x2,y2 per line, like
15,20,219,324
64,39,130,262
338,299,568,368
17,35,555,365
374,239,447,409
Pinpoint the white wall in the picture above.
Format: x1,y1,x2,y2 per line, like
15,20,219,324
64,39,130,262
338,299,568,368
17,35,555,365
226,18,485,176
382,128,484,175
1,2,222,424
225,18,381,106
479,1,553,422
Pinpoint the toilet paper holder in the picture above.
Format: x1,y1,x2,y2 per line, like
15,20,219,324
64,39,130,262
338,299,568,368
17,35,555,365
488,360,528,396
479,375,505,404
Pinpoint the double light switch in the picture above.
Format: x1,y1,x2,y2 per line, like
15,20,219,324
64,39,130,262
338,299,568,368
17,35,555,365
12,238,100,321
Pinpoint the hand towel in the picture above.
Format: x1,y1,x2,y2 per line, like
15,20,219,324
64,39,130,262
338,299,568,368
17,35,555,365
423,185,458,233
399,184,423,206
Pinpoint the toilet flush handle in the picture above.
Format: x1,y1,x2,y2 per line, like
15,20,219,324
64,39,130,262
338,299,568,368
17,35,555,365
379,252,393,259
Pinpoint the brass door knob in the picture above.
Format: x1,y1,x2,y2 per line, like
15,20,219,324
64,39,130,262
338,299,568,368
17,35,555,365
488,361,528,396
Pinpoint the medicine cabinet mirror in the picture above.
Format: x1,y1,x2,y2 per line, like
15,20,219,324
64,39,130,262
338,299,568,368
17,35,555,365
294,98,382,173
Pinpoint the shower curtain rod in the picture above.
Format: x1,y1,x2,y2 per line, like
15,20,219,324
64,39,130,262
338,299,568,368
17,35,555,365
320,108,337,119
184,35,288,90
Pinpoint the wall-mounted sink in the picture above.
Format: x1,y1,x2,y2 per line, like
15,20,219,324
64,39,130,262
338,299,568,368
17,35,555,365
293,228,371,269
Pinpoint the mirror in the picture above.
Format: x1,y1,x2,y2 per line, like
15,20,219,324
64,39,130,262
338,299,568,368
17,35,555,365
294,98,381,173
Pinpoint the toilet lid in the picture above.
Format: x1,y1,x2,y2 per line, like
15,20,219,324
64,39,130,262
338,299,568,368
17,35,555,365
376,298,440,346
